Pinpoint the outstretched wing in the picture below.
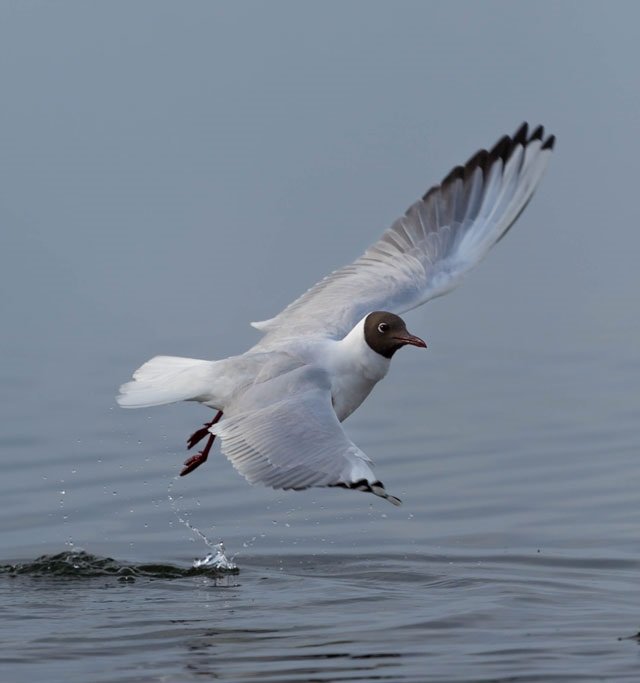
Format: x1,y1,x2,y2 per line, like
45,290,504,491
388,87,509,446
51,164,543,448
253,123,554,345
210,363,401,505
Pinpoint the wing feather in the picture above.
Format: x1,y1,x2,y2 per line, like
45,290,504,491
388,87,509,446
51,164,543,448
211,364,401,505
252,123,555,345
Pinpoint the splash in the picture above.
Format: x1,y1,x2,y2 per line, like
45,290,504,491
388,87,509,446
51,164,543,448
168,477,238,571
193,543,236,571
0,549,238,580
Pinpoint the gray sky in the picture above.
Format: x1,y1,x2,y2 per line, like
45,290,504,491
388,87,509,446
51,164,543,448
1,0,638,404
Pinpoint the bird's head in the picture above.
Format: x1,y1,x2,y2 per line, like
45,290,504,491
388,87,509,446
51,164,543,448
363,311,427,359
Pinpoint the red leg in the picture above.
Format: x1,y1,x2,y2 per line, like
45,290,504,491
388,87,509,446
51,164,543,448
180,410,223,477
187,410,223,449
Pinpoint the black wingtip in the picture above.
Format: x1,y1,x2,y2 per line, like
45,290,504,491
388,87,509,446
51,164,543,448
489,134,511,163
429,123,555,199
513,122,529,146
542,134,556,151
442,164,464,186
530,125,544,142
463,148,488,178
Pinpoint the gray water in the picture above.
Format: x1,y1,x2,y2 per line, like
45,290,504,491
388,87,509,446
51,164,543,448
2,2,640,682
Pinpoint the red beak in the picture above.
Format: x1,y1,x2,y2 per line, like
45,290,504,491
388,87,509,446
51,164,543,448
394,333,427,349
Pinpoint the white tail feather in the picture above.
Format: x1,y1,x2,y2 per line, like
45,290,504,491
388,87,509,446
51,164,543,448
117,355,216,408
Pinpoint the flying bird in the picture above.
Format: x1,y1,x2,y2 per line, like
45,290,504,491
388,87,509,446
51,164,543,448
118,123,555,506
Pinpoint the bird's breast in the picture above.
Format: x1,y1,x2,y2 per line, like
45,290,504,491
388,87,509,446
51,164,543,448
279,334,390,422
322,339,390,422
331,372,380,422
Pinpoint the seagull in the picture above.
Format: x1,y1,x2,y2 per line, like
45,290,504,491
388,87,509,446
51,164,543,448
117,123,555,506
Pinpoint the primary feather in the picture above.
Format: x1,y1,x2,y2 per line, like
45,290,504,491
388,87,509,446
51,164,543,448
252,123,554,346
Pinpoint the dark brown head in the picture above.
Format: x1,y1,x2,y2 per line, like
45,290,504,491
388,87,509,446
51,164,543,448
363,311,427,359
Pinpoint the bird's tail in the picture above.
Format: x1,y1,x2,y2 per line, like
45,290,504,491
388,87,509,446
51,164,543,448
117,355,217,408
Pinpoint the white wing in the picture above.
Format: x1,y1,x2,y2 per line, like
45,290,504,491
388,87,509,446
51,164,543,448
210,362,402,505
253,123,554,344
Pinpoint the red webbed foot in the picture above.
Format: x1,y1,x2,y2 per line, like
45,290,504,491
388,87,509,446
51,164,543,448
180,410,223,476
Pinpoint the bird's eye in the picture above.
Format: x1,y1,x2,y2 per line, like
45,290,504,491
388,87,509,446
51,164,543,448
377,322,390,334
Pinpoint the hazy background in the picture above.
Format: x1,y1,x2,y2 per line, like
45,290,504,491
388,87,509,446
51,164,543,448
2,3,640,682
1,0,639,558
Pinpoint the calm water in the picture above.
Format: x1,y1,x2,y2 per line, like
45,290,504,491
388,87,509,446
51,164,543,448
2,342,640,682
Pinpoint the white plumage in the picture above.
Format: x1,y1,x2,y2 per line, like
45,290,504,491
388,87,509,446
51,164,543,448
117,356,217,408
118,123,555,505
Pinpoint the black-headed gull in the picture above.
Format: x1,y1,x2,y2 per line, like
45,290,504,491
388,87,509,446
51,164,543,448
118,123,555,505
